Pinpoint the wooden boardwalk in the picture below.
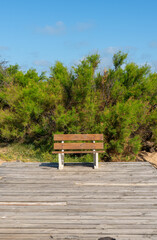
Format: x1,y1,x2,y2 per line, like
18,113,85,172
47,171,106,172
0,161,157,240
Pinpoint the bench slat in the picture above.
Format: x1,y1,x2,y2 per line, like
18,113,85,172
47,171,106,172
52,151,105,154
54,134,103,141
54,142,103,150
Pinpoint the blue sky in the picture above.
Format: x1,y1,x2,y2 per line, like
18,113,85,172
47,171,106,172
0,0,157,74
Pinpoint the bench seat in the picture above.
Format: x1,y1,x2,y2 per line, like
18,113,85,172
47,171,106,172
52,151,105,154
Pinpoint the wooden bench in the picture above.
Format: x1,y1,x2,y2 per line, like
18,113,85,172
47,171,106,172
52,134,104,169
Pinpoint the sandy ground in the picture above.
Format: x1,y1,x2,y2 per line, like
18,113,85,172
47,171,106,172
137,151,157,168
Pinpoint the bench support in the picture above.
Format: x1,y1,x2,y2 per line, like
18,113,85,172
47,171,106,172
93,152,98,169
58,153,64,170
58,140,65,170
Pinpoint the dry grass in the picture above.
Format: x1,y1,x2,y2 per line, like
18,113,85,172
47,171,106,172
0,143,93,163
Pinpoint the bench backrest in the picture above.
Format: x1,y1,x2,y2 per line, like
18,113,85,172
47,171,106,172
54,134,103,150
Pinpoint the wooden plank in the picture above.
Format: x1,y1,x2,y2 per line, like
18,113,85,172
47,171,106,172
0,204,157,211
1,179,157,184
1,170,155,176
0,202,66,206
1,174,156,180
1,193,157,199
1,172,156,178
0,162,151,166
1,162,154,173
1,166,149,171
1,172,157,179
2,218,157,224
0,228,156,234
0,171,155,177
0,235,156,240
0,162,152,168
0,162,157,239
1,214,157,220
1,197,157,203
1,183,157,190
0,223,157,229
75,182,157,186
54,134,103,141
54,142,104,149
52,151,105,153
1,211,157,218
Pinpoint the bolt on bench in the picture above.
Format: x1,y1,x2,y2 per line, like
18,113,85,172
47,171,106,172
52,134,104,169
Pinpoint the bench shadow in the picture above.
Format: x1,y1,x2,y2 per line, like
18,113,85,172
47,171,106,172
39,162,58,168
39,162,93,168
65,162,93,168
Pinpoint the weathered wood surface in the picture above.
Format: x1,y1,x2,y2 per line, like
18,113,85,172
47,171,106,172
52,151,105,153
54,134,103,141
0,162,157,240
54,142,104,149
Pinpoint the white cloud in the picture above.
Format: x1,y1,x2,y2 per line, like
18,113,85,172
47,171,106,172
64,41,89,49
105,47,118,55
100,46,135,72
0,46,9,51
104,46,137,56
98,56,113,73
140,53,151,60
33,60,51,67
36,21,66,35
149,41,157,48
151,60,157,71
75,41,89,48
75,22,94,32
36,21,94,35
103,46,138,61
30,51,39,58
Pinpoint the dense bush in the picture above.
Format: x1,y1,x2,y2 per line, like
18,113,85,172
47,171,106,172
0,51,156,160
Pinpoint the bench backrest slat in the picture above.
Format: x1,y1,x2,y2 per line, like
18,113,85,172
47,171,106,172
54,134,103,141
54,142,103,150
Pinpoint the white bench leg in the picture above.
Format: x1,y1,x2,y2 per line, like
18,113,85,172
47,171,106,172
58,153,64,170
93,153,98,169
62,153,64,166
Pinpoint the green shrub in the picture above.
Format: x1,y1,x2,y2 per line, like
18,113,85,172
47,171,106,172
0,51,156,161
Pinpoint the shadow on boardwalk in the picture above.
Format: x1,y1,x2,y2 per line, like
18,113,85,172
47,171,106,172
39,162,93,169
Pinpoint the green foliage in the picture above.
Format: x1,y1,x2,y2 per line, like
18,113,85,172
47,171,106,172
0,52,156,161
102,100,149,159
113,51,128,70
